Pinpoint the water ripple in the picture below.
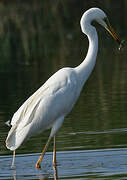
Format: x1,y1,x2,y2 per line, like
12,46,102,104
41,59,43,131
1,148,127,179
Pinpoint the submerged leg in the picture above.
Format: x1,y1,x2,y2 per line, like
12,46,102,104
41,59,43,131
11,150,15,168
36,136,52,168
53,136,56,167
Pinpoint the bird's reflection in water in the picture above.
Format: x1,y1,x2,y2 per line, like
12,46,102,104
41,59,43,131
12,167,58,180
12,168,16,180
53,164,58,180
36,164,58,180
37,165,58,180
11,155,58,180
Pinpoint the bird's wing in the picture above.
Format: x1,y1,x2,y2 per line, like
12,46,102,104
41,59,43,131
6,68,78,150
11,83,50,127
10,68,74,129
6,83,51,149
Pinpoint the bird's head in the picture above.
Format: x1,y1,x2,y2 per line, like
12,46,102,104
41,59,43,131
80,8,122,48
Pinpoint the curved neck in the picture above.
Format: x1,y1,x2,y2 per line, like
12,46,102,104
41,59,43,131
75,25,98,88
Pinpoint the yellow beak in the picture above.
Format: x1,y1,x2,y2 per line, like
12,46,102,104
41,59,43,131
105,18,122,49
107,25,121,45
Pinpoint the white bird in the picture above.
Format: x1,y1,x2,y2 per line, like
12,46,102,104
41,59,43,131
6,7,121,169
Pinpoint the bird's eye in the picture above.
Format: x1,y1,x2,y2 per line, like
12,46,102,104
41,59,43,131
103,17,110,27
91,20,97,26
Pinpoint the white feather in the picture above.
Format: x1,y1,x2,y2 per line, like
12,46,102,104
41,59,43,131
6,68,79,150
6,8,119,153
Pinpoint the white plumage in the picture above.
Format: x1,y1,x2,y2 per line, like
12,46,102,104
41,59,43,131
6,68,79,150
6,8,121,168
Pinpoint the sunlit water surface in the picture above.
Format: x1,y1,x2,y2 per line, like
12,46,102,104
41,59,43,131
1,148,127,179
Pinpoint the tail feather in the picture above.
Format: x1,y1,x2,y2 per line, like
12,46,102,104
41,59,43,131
6,123,32,151
5,120,12,127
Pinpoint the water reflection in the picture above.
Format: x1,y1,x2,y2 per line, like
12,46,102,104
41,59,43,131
13,169,16,180
53,165,58,180
10,153,58,180
1,149,127,179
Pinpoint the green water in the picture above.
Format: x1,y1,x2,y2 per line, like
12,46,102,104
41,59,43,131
0,1,127,179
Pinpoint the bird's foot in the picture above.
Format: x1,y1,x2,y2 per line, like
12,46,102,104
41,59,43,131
11,165,15,169
36,161,41,169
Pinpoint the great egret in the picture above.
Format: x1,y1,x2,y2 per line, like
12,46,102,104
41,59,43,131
6,8,121,169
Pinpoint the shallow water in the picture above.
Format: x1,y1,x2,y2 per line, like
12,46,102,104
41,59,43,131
1,148,127,179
